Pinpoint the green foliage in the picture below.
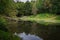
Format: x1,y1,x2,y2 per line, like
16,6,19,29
16,2,25,16
0,0,17,17
5,0,17,17
0,30,21,40
36,0,60,14
0,16,8,32
0,30,10,40
50,0,60,14
36,0,44,8
16,1,32,17
0,16,21,40
0,0,8,14
24,1,32,15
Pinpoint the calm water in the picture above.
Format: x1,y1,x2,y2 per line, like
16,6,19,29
9,20,60,40
17,32,43,40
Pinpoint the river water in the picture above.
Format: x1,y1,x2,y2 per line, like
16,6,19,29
8,20,60,40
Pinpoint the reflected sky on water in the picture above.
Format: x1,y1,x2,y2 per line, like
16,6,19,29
17,32,43,40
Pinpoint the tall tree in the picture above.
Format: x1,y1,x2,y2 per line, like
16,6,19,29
24,0,32,15
31,0,37,15
31,0,44,14
16,2,25,17
41,0,60,14
0,0,17,17
50,0,60,14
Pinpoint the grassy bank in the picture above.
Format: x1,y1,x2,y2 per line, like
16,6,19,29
20,13,60,25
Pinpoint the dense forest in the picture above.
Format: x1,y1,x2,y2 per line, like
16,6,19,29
0,0,60,40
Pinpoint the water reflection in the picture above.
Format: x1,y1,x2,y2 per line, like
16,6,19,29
17,32,43,40
9,20,60,40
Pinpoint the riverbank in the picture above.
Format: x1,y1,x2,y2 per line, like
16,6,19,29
20,14,60,25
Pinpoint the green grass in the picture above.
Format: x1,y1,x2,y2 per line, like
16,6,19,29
20,13,60,25
30,13,56,18
55,16,60,20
